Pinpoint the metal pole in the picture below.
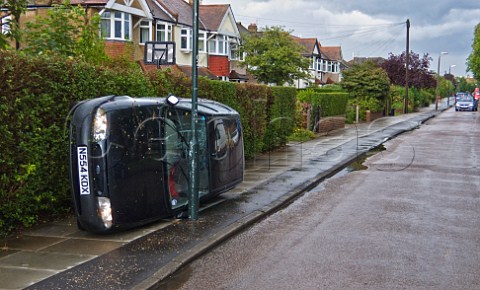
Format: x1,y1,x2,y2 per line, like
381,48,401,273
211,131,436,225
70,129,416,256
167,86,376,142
404,19,410,114
436,52,448,111
189,0,199,220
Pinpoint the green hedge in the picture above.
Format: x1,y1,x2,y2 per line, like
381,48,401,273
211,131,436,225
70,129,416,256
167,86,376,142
0,51,299,236
297,89,348,130
390,85,435,113
263,86,297,150
0,52,155,236
311,92,349,117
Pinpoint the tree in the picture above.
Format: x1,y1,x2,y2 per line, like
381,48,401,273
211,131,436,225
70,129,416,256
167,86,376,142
341,60,391,119
382,51,436,89
457,77,477,92
21,0,108,65
241,26,310,85
341,60,390,100
467,23,480,80
0,0,28,50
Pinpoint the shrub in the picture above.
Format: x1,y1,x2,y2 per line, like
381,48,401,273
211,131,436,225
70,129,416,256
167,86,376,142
288,128,316,142
263,86,297,150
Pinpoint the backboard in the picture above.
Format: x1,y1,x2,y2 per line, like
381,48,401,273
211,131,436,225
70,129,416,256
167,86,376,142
144,41,176,66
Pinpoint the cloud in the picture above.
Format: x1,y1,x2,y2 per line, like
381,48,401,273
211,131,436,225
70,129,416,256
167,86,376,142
203,0,478,75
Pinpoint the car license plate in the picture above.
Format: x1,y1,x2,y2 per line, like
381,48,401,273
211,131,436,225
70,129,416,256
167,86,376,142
77,146,90,195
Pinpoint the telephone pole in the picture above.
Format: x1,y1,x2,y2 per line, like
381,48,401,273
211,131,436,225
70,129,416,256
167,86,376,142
404,19,410,114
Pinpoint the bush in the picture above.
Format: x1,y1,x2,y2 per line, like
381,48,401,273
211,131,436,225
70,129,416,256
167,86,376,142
263,86,297,150
288,128,316,142
0,51,154,237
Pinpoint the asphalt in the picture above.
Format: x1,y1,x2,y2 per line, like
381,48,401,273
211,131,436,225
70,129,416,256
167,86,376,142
0,101,449,290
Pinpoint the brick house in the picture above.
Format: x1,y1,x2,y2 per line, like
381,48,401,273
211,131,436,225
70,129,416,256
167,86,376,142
1,0,242,80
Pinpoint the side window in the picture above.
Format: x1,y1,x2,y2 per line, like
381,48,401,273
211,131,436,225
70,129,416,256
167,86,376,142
213,119,227,157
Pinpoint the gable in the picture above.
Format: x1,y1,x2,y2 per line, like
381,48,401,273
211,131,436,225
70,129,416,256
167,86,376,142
105,0,151,18
217,7,239,37
200,5,239,37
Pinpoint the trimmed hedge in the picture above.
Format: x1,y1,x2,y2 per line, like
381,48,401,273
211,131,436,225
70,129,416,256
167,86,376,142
264,86,297,150
297,89,348,131
0,51,298,236
0,52,155,236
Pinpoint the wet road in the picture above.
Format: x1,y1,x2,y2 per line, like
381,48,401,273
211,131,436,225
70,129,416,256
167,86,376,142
156,108,480,289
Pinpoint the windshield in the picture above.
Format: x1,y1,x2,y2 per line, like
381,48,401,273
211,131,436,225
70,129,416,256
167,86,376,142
458,96,473,102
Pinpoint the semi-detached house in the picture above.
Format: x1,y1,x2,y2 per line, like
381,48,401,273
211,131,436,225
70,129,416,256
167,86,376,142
1,0,344,85
0,0,241,80
291,35,344,88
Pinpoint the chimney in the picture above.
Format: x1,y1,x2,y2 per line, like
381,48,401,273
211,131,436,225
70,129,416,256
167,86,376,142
248,23,257,33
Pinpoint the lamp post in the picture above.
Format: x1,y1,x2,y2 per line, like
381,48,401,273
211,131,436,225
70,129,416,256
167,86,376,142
449,64,456,74
447,64,456,107
435,52,448,111
189,0,199,220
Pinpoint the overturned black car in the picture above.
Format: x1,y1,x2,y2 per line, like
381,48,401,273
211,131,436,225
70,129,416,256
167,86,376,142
68,95,244,233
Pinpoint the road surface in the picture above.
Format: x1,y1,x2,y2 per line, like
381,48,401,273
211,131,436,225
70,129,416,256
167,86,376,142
156,108,480,289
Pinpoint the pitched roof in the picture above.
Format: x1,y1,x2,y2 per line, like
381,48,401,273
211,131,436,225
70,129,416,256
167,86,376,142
291,36,320,56
347,57,385,66
151,0,194,26
321,46,343,61
199,4,229,31
146,0,174,21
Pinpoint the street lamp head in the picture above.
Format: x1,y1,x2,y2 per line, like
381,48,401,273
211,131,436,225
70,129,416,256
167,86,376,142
441,51,448,55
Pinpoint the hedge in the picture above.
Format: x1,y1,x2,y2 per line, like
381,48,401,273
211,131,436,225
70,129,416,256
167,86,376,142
0,51,298,237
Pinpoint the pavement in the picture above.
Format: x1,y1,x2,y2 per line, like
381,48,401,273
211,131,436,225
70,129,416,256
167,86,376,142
0,101,450,290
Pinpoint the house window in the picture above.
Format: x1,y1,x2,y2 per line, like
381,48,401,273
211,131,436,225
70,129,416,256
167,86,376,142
1,15,11,35
198,31,206,52
218,35,226,54
327,61,333,72
139,20,151,44
101,11,131,41
156,22,172,41
230,43,243,60
180,28,192,51
208,35,228,56
209,37,216,53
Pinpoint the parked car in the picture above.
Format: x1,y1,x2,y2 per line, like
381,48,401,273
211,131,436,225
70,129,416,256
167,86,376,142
455,94,477,111
68,95,245,233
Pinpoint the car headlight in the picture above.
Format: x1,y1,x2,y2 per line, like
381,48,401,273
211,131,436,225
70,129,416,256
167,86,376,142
93,108,107,141
97,196,113,228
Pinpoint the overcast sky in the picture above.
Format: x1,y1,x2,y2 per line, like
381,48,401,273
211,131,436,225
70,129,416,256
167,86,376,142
203,0,480,77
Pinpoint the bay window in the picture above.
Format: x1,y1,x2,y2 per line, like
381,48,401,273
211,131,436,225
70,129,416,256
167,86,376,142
208,35,228,56
101,11,131,41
